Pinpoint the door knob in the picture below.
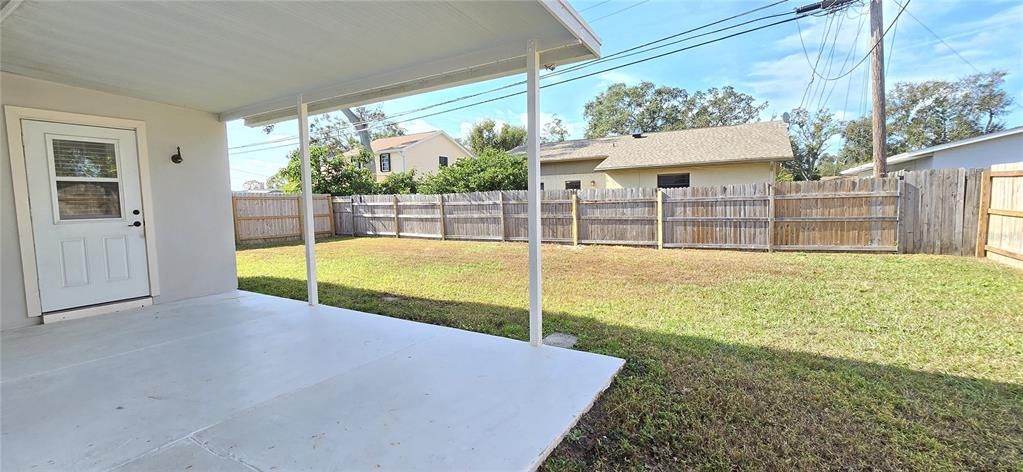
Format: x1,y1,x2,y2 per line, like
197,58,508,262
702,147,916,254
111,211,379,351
129,221,142,227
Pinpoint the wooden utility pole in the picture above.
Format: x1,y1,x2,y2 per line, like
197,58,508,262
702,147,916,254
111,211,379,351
870,0,887,177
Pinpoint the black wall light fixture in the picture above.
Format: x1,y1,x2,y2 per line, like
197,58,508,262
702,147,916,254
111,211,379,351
171,147,183,164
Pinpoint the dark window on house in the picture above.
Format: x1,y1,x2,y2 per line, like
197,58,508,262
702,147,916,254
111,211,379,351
540,182,545,190
379,153,391,173
438,156,449,167
657,173,690,188
564,180,581,190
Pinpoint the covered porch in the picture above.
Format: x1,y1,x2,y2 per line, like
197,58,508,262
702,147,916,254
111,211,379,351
2,290,623,470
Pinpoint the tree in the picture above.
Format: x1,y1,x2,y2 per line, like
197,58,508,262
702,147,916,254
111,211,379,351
541,115,569,143
886,71,1013,153
418,149,526,194
242,180,266,191
582,82,768,138
837,116,873,165
308,106,404,156
378,170,419,195
269,145,377,196
836,71,1012,166
784,108,840,181
262,106,405,176
466,119,527,154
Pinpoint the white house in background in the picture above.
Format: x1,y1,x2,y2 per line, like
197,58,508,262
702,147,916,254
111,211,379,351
513,121,793,190
841,127,1023,177
1,2,622,470
344,130,473,180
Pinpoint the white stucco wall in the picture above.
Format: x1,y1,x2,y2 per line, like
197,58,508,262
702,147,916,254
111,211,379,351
931,133,1023,169
604,162,777,188
846,132,1023,177
1,72,237,330
540,159,606,190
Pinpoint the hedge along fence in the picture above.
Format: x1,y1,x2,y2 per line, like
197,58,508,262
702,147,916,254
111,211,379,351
331,176,907,252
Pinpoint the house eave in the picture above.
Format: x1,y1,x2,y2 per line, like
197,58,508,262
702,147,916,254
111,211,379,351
594,157,793,172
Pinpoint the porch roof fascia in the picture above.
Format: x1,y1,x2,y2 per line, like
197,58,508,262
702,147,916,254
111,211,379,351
227,0,600,126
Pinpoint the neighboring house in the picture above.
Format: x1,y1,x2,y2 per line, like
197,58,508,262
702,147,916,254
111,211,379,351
346,130,473,181
841,127,1023,177
513,121,793,190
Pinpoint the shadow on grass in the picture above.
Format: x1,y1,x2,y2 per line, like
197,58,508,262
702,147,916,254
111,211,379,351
235,236,356,251
239,275,1023,471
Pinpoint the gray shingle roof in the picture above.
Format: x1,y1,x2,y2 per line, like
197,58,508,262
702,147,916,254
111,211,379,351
515,121,793,170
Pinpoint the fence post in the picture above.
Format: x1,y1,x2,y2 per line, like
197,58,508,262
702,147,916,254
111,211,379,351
350,197,357,236
975,170,992,257
231,195,241,244
393,194,400,238
767,184,775,252
295,195,304,239
326,195,335,238
896,176,904,253
438,194,446,240
655,189,663,249
571,192,579,246
499,192,507,241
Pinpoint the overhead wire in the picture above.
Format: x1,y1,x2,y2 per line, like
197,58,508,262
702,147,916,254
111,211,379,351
354,11,818,133
589,0,650,23
893,0,981,74
230,0,798,151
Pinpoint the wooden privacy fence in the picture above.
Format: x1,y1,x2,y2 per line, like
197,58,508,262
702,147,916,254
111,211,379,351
232,192,334,244
331,176,904,252
976,162,1023,268
233,168,993,255
898,168,984,256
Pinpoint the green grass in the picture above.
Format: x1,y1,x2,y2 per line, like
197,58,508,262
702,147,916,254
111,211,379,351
237,237,1023,471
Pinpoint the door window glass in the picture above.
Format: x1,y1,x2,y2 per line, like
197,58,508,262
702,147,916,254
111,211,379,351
50,138,122,220
53,139,118,178
55,182,122,220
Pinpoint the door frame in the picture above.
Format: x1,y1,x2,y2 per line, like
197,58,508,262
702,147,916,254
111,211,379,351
5,106,161,318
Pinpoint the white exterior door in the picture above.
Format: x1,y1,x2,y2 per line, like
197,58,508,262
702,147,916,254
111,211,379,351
21,120,151,312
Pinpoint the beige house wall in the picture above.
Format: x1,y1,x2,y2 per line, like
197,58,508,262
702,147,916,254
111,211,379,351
604,161,777,188
373,134,471,181
540,158,606,190
1,72,237,330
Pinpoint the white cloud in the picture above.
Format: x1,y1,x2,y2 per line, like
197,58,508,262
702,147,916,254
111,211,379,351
594,70,642,86
403,119,437,134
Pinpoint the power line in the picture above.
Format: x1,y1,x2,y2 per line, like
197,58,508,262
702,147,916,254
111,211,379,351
348,0,795,129
229,135,300,150
885,12,898,76
358,11,817,133
813,10,847,111
804,0,912,81
589,0,650,23
797,12,836,110
231,141,299,155
893,0,981,74
823,9,867,110
229,0,799,149
578,0,612,13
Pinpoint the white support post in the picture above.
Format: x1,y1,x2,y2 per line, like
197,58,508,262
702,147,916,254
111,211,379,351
526,39,543,347
298,96,318,306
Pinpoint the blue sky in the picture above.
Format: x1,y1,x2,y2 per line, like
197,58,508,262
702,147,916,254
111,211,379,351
228,0,1023,189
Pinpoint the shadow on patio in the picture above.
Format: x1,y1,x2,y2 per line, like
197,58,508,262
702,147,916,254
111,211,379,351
240,275,1023,471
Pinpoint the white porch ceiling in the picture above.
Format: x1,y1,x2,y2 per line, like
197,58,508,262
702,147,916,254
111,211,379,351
0,0,599,125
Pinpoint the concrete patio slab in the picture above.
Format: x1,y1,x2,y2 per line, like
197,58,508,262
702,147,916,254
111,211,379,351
1,291,623,471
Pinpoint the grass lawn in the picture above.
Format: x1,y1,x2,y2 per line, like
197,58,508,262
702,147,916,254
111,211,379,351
237,237,1023,471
